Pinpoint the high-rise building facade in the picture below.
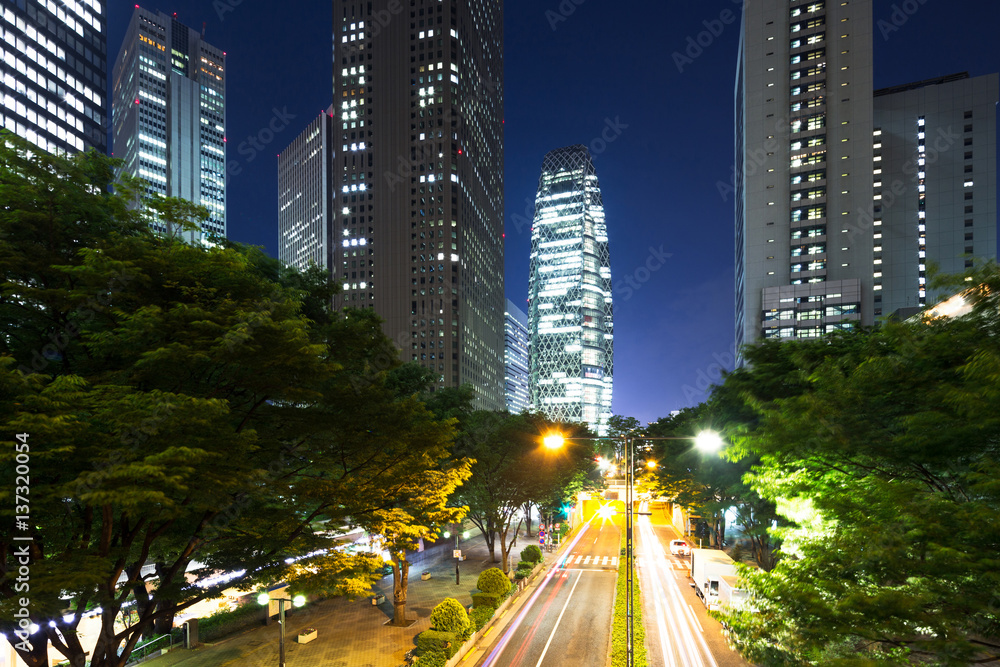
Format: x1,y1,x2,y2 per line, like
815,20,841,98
112,8,226,240
330,0,505,409
735,0,997,361
527,145,613,436
279,108,336,272
504,298,529,414
1,0,107,154
736,0,874,360
872,73,997,315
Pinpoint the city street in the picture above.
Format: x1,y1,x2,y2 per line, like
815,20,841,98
474,518,619,667
636,516,749,667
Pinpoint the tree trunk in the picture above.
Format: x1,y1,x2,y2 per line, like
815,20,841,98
390,552,410,626
12,631,49,667
486,517,497,562
522,503,534,536
499,517,523,574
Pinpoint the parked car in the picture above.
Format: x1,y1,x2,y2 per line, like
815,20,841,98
669,539,691,556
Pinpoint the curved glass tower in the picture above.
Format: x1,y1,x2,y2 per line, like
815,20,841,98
527,145,613,435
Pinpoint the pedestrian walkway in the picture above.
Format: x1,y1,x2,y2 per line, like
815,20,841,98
136,529,543,667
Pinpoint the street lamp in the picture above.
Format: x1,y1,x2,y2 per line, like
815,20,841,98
257,592,306,667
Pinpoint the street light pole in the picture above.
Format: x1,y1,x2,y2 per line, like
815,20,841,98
257,593,305,667
624,434,634,667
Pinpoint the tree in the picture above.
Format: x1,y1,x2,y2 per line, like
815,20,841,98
0,134,459,665
453,412,590,573
718,267,1000,665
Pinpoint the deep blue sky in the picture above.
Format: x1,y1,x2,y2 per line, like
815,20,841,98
109,1,1000,425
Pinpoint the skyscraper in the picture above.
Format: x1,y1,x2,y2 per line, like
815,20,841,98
1,0,107,155
112,8,226,240
279,108,336,272
872,73,997,316
504,299,529,414
527,145,613,436
735,0,997,360
329,0,505,409
735,0,874,359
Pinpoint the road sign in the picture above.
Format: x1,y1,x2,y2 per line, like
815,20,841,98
453,550,462,558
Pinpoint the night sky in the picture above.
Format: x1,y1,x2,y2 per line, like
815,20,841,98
109,1,1000,425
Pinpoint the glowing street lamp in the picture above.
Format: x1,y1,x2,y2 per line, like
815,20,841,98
543,433,565,450
646,460,657,469
257,592,306,667
695,430,723,453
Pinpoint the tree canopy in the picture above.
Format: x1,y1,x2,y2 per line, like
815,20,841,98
0,133,465,666
718,264,1000,665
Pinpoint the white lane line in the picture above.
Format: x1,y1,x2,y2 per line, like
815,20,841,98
686,603,704,633
534,570,585,667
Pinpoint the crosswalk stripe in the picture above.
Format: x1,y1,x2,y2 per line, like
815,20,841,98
611,557,618,565
583,556,591,564
574,555,582,564
602,556,609,565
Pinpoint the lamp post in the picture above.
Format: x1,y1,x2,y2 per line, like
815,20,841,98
257,592,306,667
543,429,723,667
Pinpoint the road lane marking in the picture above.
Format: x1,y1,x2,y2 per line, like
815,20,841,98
602,556,609,565
534,570,585,667
686,603,704,633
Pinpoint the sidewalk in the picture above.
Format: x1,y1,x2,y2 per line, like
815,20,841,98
137,529,541,667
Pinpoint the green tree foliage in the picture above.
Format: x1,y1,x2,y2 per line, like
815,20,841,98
476,567,511,597
453,412,591,572
0,134,463,665
719,265,1000,665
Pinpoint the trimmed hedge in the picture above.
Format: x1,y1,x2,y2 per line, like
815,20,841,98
416,630,458,658
471,592,500,609
476,567,511,596
416,649,449,667
199,601,266,642
519,544,543,564
430,597,470,638
611,533,648,667
470,604,494,631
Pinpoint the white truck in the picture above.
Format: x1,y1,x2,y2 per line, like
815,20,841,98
718,574,750,611
690,548,744,611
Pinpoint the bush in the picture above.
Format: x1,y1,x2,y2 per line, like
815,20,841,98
470,604,494,631
519,544,543,564
198,602,266,642
417,630,458,658
471,592,500,609
476,567,511,596
430,597,470,637
416,649,449,667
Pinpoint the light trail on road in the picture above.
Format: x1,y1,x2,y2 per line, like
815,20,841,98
479,521,593,667
638,516,719,667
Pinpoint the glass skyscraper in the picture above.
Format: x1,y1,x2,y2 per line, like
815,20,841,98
112,8,226,241
527,145,613,436
504,298,529,414
1,0,107,155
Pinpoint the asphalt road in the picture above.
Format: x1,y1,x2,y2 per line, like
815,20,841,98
637,517,751,667
475,518,619,667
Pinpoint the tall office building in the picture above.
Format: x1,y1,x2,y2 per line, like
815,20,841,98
872,73,997,316
735,0,997,361
735,0,874,359
504,298,529,414
330,0,505,409
1,0,107,154
527,145,613,436
112,8,226,240
279,108,336,272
